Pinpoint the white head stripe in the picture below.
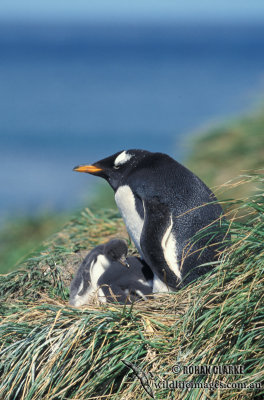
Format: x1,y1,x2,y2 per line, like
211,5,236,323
114,151,133,166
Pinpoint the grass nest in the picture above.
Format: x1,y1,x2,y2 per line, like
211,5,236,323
0,176,263,400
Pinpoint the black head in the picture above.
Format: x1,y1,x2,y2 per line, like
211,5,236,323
103,239,128,263
73,149,152,190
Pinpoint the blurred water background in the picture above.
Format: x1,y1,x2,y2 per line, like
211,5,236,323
1,0,264,272
1,21,264,221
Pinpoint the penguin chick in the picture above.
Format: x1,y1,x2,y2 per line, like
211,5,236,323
69,239,153,306
98,256,153,304
69,239,127,307
73,149,230,292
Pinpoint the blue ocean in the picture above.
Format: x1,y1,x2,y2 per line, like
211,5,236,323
1,21,264,218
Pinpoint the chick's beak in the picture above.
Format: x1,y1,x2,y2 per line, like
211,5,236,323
120,255,129,268
73,165,102,174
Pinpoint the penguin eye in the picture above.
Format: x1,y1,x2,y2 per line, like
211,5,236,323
114,165,120,170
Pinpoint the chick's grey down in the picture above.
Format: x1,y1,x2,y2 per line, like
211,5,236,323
69,239,153,305
73,149,228,292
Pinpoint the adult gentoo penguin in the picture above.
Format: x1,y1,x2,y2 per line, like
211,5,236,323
69,239,153,306
73,150,227,292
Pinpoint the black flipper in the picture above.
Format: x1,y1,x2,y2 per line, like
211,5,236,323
138,258,154,282
98,283,132,304
140,196,181,289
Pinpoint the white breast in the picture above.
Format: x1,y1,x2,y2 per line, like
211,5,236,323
152,274,171,293
90,255,110,288
72,256,110,306
90,255,110,303
71,260,96,306
72,283,95,307
115,185,144,254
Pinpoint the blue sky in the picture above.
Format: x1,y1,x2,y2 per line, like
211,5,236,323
1,0,264,22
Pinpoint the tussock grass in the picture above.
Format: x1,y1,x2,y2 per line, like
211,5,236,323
186,108,264,199
0,213,68,274
0,177,263,400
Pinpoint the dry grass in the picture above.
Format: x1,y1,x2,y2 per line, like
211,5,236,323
0,177,263,400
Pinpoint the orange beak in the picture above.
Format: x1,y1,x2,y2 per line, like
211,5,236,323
73,165,102,174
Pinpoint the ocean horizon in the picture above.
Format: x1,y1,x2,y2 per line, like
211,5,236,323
1,21,264,220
